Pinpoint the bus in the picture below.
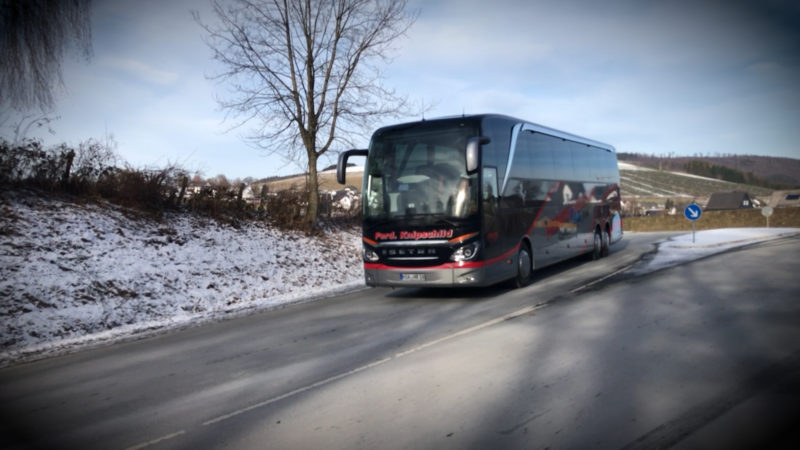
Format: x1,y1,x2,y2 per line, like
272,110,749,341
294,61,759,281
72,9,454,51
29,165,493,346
337,114,622,288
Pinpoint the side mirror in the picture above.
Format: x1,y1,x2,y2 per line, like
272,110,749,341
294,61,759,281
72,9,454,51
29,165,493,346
336,149,368,184
466,136,490,174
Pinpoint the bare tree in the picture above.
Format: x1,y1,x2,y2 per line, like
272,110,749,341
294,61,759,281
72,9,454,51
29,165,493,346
195,0,416,229
208,174,231,190
0,0,93,113
2,112,60,145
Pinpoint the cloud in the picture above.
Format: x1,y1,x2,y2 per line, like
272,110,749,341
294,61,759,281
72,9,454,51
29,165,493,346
101,57,180,86
22,0,799,181
399,22,550,70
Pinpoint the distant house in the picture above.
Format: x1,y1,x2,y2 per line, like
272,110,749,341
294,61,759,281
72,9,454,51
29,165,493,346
705,191,754,211
185,182,211,198
241,185,257,203
768,190,800,208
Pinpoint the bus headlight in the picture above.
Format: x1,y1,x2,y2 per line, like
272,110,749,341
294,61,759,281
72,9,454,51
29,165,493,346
363,247,380,262
451,241,480,262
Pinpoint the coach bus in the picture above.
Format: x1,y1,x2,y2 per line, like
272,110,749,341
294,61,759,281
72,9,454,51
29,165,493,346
337,114,622,288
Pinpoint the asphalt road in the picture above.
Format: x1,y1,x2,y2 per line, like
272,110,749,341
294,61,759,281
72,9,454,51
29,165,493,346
1,232,799,449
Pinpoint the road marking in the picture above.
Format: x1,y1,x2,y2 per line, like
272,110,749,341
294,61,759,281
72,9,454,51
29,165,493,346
570,263,634,294
202,356,393,426
202,303,546,427
393,304,541,358
124,430,186,450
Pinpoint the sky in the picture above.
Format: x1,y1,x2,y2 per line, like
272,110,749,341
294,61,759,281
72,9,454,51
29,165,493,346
3,0,799,180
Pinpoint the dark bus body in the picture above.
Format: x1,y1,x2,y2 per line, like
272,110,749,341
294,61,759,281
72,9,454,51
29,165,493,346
337,114,622,288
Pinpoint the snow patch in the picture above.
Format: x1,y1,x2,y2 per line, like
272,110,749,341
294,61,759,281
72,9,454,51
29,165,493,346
618,162,653,171
1,191,364,365
630,228,800,275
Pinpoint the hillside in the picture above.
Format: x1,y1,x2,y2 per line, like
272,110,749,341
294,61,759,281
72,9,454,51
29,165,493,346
254,167,363,195
619,162,774,201
0,189,363,363
619,153,800,187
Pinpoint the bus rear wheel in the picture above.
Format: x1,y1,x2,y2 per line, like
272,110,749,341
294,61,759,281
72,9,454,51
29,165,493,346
601,228,611,257
514,244,533,288
592,230,603,260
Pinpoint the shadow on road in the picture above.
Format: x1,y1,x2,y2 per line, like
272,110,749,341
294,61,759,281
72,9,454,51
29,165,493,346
469,236,800,448
383,237,634,302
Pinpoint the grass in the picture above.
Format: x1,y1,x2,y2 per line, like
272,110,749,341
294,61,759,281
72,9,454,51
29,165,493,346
624,207,800,232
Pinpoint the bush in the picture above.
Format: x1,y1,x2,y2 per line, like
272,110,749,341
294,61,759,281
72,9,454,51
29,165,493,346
97,166,183,213
2,139,187,215
264,190,309,231
69,138,118,192
1,138,362,231
0,139,72,189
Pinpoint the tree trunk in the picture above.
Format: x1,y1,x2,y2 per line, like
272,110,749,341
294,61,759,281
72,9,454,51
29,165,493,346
305,152,319,231
177,174,188,205
61,149,75,188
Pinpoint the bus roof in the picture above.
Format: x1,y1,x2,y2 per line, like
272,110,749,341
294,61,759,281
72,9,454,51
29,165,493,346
374,114,615,153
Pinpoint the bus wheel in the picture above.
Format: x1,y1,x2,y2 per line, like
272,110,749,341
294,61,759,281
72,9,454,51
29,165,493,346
514,244,533,288
592,230,603,260
601,228,611,257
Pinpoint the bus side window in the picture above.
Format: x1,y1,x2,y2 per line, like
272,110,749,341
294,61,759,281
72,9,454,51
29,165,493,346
483,167,498,213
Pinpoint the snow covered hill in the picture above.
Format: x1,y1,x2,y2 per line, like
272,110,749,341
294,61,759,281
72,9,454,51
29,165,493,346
619,162,774,200
1,190,363,365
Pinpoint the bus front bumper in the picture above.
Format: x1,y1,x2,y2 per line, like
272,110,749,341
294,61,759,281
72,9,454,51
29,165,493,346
364,266,491,288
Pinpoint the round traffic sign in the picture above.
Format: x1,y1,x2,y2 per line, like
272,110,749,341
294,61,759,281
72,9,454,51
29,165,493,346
762,206,774,217
684,204,702,221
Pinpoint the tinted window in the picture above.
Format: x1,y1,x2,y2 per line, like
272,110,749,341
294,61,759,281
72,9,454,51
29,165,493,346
483,167,498,201
551,137,573,180
524,131,555,180
569,143,618,182
480,117,513,182
570,142,590,182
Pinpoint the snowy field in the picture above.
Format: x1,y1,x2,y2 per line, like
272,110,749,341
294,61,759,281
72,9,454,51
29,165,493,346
618,161,723,181
1,190,363,366
1,190,797,366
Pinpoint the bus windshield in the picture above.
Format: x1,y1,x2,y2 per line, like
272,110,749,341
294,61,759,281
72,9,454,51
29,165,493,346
364,123,479,221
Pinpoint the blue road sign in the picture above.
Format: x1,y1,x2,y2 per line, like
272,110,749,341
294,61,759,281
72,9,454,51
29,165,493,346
684,204,702,221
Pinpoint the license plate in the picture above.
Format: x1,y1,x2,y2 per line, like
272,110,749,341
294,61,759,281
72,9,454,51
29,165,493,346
400,273,425,281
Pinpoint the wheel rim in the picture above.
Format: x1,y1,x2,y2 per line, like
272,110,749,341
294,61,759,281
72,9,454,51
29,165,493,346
593,232,602,260
518,247,532,280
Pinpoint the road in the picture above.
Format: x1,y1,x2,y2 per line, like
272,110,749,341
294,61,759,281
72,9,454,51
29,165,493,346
1,232,799,449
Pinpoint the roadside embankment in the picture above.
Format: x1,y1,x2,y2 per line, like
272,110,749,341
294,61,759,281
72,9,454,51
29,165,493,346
624,208,800,232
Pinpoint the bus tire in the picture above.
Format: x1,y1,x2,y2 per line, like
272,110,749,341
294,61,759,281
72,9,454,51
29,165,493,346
514,243,533,288
592,230,603,260
601,228,611,257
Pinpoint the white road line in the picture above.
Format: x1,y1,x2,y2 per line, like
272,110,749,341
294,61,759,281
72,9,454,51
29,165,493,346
393,304,541,358
201,303,546,427
202,356,393,426
124,430,186,450
570,263,635,294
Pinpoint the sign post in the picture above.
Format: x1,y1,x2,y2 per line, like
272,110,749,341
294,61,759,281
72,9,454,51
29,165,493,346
684,204,702,243
762,206,773,228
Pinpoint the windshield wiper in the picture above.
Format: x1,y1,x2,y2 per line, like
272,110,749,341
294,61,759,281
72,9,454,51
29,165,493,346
435,217,459,228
